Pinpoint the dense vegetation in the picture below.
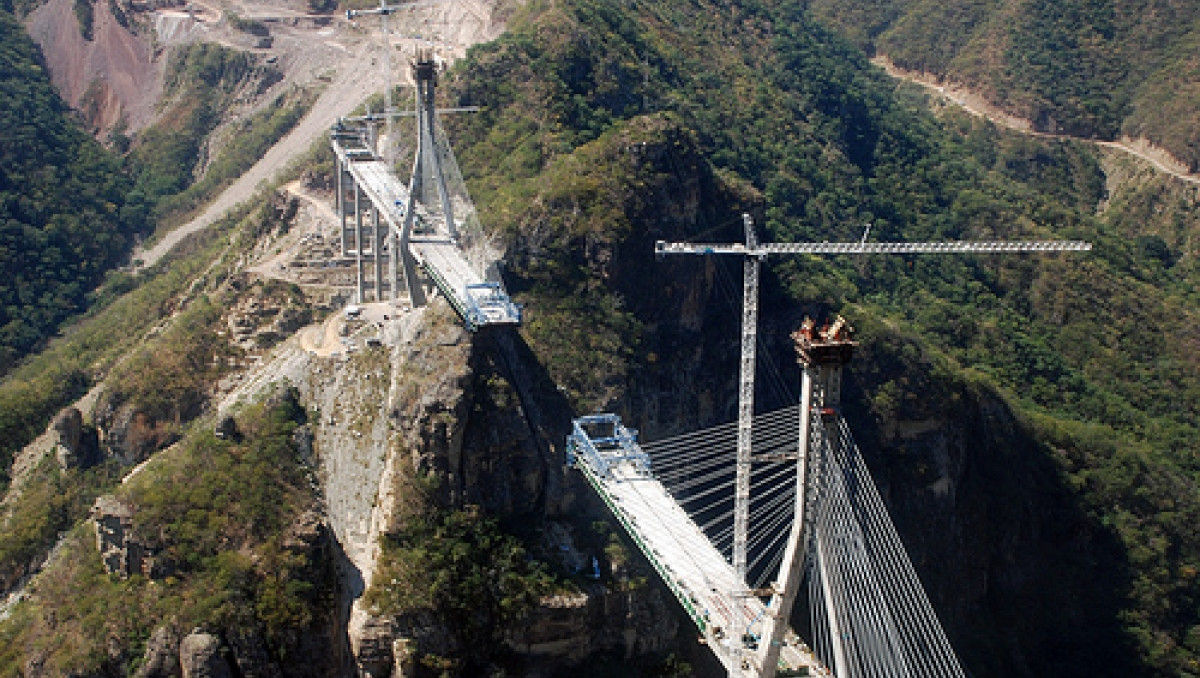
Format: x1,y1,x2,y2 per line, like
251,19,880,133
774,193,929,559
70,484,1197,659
0,0,1196,674
0,216,223,490
0,32,312,485
0,194,302,595
0,391,333,677
441,0,1199,674
806,0,1200,170
0,17,310,384
0,458,120,594
0,7,149,376
367,502,556,672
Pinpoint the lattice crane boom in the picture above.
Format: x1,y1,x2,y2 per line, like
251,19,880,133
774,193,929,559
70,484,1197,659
657,239,1092,256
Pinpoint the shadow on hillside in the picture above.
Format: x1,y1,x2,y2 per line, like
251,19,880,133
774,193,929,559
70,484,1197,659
480,326,579,518
842,356,1139,677
331,533,364,678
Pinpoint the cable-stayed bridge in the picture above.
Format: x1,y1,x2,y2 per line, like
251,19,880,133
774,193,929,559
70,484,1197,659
569,221,1090,677
325,22,1088,673
329,50,519,330
568,325,967,678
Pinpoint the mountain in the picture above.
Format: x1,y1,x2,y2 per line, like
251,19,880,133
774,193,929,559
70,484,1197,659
0,5,148,377
0,0,1197,676
806,0,1200,171
0,0,315,487
445,0,1200,674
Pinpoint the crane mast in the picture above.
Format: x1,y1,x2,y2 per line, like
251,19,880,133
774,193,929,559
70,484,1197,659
656,217,1090,678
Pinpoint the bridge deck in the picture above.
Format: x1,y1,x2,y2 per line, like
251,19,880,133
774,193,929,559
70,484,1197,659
333,142,520,329
570,418,827,677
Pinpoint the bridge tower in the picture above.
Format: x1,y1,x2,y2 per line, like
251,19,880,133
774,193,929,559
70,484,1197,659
345,0,459,308
757,316,856,676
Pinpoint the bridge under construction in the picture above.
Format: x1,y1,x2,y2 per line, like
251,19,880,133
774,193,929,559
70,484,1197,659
323,21,1092,675
329,50,519,330
569,219,1090,677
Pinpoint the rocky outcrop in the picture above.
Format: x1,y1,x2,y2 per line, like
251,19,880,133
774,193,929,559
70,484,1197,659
136,625,181,678
51,406,100,470
179,631,233,678
388,314,474,511
352,616,399,678
91,495,171,579
94,399,178,466
92,495,140,577
509,585,679,665
352,610,458,678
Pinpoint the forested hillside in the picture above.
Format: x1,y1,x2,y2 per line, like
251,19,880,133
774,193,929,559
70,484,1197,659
443,0,1200,674
0,12,311,486
0,0,1197,674
0,5,148,375
805,0,1200,171
0,0,307,379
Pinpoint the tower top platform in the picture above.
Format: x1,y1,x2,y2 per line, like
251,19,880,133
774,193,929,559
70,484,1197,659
792,315,857,367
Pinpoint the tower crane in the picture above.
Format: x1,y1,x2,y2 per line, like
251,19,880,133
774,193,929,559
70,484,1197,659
656,216,1090,678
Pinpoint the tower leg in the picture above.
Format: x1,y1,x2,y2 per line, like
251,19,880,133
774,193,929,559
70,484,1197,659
373,206,384,301
401,84,427,309
355,183,364,304
756,366,816,678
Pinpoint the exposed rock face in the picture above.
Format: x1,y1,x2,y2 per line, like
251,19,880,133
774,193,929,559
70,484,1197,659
352,610,457,678
94,399,177,466
213,415,240,441
843,343,1135,675
179,632,233,678
378,315,570,518
23,0,160,135
91,495,143,578
388,314,474,511
91,494,171,579
353,616,398,678
509,586,679,665
136,625,181,678
51,406,100,470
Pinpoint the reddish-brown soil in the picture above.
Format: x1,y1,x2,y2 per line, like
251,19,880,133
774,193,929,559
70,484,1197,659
24,0,160,134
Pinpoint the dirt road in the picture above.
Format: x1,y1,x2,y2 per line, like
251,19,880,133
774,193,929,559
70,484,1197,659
135,35,386,270
873,56,1200,188
134,0,508,272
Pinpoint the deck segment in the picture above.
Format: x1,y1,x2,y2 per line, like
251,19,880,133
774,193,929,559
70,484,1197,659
568,415,829,677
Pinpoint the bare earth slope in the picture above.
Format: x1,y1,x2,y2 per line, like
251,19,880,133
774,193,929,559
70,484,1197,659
25,0,159,133
131,0,507,269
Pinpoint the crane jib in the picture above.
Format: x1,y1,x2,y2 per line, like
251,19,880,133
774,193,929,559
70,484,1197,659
655,240,1093,256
